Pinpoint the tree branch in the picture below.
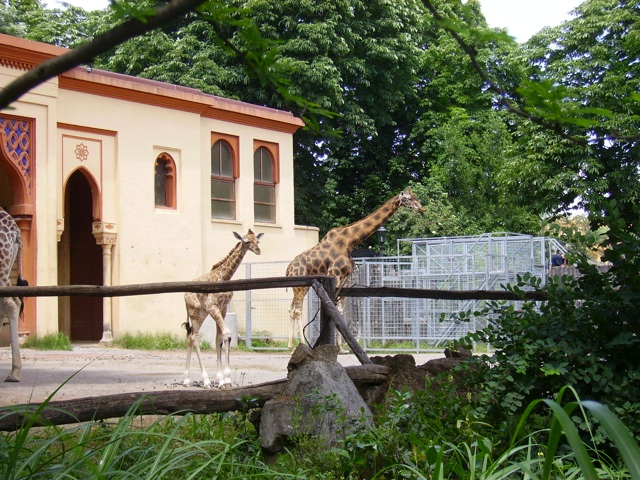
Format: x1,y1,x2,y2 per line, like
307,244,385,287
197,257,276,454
0,0,208,110
420,0,588,145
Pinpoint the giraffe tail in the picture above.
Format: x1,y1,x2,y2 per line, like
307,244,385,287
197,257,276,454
15,234,28,319
182,317,193,336
16,275,28,319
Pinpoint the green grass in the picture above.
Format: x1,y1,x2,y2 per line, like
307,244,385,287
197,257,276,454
112,331,210,351
22,333,72,350
2,386,637,479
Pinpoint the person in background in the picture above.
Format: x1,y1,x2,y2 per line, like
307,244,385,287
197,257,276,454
551,251,566,267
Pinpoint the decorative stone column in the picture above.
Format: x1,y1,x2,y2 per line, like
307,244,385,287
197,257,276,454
56,218,64,242
93,221,117,345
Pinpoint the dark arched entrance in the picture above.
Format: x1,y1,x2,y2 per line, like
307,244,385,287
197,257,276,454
65,170,103,341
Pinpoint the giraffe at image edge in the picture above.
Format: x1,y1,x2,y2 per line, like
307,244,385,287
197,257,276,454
285,187,424,350
0,207,28,382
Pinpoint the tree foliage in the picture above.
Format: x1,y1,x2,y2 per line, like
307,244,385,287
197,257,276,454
431,0,640,444
5,0,544,238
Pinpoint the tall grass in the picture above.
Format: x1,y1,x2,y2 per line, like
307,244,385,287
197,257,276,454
1,386,638,479
369,386,640,480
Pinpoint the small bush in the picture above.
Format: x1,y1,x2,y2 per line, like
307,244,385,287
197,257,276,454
22,332,72,350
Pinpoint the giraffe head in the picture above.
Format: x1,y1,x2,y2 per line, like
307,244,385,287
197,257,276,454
399,187,425,214
233,229,264,255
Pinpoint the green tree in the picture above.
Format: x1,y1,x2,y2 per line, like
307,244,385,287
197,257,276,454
90,0,429,233
413,30,541,234
9,0,547,239
428,0,640,444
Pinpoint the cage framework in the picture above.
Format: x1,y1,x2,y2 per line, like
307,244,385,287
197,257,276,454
232,233,565,352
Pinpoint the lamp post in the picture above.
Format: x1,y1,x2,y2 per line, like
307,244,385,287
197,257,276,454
376,226,388,255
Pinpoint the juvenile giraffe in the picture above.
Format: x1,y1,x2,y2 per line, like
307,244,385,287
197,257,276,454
286,188,424,350
0,207,28,382
183,230,263,389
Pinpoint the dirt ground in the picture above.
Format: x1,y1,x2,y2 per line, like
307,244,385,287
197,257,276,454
0,345,444,406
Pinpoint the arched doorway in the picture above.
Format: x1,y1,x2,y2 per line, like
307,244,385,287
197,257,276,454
63,170,103,341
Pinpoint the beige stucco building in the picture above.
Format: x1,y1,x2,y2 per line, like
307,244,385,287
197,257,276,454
0,34,318,343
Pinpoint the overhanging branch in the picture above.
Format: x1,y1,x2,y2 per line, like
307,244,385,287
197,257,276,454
0,0,207,110
420,0,588,145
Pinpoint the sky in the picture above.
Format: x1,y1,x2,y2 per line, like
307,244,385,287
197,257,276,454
55,0,583,43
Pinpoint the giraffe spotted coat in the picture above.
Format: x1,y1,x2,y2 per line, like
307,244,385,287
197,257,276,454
0,207,27,382
285,188,424,350
182,229,263,388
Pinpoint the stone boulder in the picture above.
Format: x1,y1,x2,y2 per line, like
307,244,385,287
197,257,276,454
362,354,430,404
259,344,373,454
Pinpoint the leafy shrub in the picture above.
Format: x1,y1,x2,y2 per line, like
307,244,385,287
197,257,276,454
22,332,72,350
460,251,640,448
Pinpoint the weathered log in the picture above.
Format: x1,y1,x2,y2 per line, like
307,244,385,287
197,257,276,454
0,379,286,432
0,277,549,302
344,364,390,385
0,364,392,432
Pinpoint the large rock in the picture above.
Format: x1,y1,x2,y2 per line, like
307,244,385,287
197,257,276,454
259,344,373,453
363,354,430,404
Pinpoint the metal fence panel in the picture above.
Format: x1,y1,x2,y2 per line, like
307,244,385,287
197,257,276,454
233,234,556,352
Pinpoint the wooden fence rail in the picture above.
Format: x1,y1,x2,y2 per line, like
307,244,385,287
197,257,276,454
0,276,331,298
0,276,548,301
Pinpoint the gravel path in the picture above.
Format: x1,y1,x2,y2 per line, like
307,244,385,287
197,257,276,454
0,345,444,406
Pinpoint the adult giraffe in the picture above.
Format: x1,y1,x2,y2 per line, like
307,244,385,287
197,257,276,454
0,207,28,382
286,188,424,350
183,229,263,389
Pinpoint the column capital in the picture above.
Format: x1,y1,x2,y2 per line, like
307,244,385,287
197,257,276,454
57,218,64,242
92,221,117,245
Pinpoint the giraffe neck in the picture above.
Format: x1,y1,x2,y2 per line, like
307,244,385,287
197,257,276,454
341,194,401,251
211,241,248,280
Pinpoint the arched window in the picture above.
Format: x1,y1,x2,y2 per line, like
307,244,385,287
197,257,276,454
211,139,237,219
254,145,277,223
154,153,176,209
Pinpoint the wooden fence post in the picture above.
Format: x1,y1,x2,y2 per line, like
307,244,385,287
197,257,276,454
313,276,337,347
311,280,371,365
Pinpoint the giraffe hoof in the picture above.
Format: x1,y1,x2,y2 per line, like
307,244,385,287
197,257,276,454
5,375,20,383
182,379,191,387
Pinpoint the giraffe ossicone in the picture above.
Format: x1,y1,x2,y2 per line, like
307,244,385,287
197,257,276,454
0,207,28,383
182,229,263,389
285,187,424,350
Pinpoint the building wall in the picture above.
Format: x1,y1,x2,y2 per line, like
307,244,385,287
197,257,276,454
0,34,318,341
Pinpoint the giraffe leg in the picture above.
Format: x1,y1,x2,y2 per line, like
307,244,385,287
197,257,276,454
192,334,212,388
184,329,212,388
214,329,233,389
3,298,21,382
182,336,193,387
335,297,348,354
208,306,233,389
288,287,308,350
182,309,211,388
